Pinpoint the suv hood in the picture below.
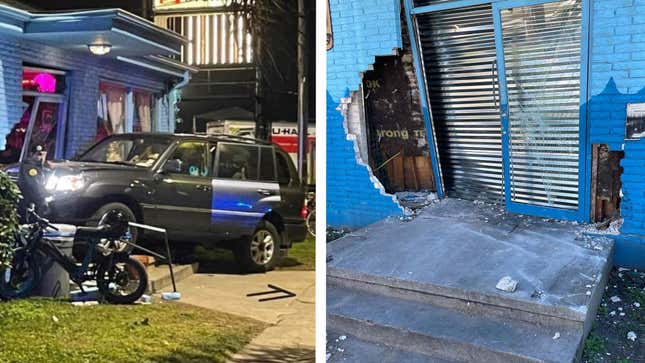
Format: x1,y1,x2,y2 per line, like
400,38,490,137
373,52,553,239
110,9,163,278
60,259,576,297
3,160,142,177
46,160,142,174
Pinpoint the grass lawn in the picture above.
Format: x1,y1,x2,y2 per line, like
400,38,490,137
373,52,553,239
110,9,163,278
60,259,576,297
0,299,266,363
280,235,315,270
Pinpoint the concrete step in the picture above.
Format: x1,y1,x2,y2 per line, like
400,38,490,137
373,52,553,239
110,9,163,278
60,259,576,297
328,244,611,334
327,331,457,363
327,282,584,363
327,198,613,337
327,272,593,331
146,263,198,294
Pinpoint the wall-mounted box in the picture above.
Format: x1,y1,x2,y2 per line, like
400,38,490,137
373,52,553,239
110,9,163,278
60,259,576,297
626,103,645,140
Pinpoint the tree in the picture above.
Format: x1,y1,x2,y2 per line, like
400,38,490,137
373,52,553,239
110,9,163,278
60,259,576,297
0,171,21,268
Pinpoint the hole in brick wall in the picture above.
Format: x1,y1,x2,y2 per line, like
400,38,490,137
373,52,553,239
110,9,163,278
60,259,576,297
591,144,624,224
362,54,436,194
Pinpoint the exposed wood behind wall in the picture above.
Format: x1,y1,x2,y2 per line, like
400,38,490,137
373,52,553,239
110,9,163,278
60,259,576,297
363,53,436,193
590,144,623,222
383,153,435,192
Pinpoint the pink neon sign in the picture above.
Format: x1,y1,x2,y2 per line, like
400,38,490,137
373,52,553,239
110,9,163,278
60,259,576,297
22,72,58,93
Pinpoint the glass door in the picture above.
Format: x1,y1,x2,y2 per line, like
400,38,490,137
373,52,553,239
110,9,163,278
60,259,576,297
493,0,586,220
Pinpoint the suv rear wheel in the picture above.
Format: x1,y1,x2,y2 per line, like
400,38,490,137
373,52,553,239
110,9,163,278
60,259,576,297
235,220,282,273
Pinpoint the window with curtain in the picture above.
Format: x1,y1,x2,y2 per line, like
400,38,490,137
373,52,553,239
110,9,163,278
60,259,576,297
134,90,155,133
97,82,127,142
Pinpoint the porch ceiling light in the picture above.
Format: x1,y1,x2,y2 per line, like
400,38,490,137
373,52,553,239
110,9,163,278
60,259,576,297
88,43,112,56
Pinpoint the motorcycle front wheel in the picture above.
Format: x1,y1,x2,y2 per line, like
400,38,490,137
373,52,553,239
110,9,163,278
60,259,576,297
97,255,148,304
0,252,41,300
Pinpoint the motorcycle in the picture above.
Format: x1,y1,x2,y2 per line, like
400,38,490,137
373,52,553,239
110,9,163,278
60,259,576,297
0,206,148,304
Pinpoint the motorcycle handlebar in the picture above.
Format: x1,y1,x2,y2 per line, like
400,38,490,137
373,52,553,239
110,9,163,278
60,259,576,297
26,205,58,231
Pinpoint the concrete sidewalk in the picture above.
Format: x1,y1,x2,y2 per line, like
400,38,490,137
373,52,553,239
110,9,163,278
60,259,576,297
169,270,315,363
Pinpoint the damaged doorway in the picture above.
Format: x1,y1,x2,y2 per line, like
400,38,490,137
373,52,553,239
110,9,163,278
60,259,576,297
415,4,504,203
362,55,436,195
409,0,589,221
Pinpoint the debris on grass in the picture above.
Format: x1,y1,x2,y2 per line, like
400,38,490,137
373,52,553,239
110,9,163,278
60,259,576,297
327,227,352,242
583,268,644,362
553,332,561,340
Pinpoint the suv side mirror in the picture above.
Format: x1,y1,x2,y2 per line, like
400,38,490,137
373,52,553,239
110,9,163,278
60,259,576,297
163,159,183,174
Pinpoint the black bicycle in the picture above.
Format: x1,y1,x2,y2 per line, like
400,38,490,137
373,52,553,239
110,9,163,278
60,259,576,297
0,207,148,304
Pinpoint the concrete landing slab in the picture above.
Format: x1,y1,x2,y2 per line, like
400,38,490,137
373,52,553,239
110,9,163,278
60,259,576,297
328,198,613,324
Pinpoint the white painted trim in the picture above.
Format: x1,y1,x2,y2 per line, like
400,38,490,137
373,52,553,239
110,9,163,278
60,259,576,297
116,56,185,78
112,27,180,55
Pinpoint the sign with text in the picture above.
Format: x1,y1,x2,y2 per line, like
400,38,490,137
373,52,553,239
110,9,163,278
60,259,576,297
154,0,229,11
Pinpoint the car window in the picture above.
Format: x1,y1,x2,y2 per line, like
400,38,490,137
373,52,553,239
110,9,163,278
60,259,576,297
166,141,209,176
216,143,259,180
259,147,276,181
79,136,170,167
276,151,297,185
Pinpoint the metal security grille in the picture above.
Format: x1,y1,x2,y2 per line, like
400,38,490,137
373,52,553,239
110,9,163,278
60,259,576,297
414,0,455,7
155,13,252,66
500,0,582,210
416,4,504,202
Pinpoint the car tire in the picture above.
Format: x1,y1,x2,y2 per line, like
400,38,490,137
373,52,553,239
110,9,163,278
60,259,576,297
234,220,282,273
89,202,138,251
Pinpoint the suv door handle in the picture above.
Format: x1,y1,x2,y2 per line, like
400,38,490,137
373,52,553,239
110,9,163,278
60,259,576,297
196,184,211,192
257,189,274,196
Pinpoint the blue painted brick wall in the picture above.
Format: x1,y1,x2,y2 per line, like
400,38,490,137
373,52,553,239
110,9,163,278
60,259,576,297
0,35,171,158
327,0,405,228
590,0,645,268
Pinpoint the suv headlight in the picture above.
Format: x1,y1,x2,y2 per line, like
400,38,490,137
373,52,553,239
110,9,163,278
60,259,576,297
45,174,85,192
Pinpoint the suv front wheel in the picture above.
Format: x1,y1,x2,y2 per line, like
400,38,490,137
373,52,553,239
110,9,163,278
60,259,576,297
235,220,282,273
90,202,137,252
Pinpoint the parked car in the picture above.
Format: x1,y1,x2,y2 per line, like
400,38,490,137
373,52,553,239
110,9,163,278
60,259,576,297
3,133,308,272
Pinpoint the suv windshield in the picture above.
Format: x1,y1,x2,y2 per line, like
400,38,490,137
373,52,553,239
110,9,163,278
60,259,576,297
78,136,171,167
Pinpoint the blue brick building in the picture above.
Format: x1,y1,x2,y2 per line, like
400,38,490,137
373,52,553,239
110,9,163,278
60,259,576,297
328,0,645,268
327,0,405,227
0,4,195,164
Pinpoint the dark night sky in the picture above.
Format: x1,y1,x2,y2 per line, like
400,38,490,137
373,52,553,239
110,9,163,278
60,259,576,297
14,0,151,18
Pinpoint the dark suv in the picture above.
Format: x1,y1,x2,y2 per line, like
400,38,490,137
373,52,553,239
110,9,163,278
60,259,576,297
5,133,307,272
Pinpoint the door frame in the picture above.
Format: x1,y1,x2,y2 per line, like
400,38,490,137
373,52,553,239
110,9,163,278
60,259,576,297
19,92,68,162
404,0,591,221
